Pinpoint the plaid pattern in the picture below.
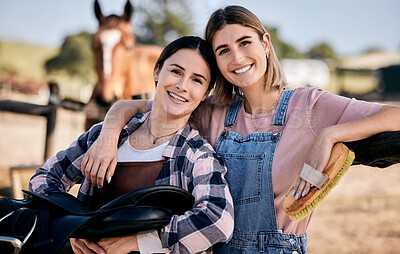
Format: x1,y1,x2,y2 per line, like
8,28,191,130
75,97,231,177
29,112,234,253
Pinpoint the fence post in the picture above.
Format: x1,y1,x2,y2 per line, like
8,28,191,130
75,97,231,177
43,82,59,160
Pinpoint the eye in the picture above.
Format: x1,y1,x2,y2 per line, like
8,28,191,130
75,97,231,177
218,48,229,56
240,41,251,47
193,78,203,85
171,69,181,75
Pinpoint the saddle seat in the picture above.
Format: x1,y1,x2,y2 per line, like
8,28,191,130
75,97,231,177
0,185,194,254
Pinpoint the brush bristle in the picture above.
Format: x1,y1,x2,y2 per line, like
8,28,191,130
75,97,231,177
289,150,355,221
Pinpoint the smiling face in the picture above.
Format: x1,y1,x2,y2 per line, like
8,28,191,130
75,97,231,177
212,24,270,91
153,48,211,121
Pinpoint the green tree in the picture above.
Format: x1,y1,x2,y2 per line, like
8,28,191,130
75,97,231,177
134,0,192,45
307,42,337,61
266,26,304,59
45,32,95,83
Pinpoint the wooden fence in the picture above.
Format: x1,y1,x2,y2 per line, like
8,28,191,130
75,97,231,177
0,82,85,198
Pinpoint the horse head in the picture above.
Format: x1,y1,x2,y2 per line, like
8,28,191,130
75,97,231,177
86,0,161,130
92,0,135,104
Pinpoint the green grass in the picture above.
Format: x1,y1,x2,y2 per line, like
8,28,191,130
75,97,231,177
0,41,92,100
0,41,59,80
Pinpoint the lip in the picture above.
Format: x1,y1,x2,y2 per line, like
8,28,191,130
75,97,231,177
232,64,253,74
168,91,188,102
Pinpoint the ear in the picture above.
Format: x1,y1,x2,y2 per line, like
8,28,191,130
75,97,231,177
122,0,134,21
94,0,105,23
261,32,271,56
153,66,160,82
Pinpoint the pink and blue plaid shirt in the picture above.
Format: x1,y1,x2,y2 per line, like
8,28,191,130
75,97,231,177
30,113,234,253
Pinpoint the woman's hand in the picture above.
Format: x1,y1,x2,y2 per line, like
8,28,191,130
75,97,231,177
70,238,105,254
291,127,336,200
81,133,118,187
97,235,139,253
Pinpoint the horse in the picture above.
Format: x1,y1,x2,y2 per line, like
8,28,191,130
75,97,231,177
85,0,162,130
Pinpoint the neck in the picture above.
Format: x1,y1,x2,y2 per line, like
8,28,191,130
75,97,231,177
243,88,282,115
146,113,186,144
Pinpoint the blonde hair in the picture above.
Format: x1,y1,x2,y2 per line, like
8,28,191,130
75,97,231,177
205,5,286,105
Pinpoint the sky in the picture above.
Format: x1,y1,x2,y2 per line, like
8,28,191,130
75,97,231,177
0,0,399,57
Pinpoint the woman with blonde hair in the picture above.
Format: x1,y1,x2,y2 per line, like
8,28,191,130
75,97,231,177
82,6,400,253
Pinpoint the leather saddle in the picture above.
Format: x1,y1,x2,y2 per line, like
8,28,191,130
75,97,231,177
0,185,194,254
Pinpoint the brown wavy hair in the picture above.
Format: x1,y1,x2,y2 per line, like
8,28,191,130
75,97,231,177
205,5,286,105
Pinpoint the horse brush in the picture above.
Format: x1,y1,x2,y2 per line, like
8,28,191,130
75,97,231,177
283,142,355,221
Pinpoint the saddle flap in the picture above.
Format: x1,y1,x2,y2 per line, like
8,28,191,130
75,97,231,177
99,185,195,215
22,190,92,215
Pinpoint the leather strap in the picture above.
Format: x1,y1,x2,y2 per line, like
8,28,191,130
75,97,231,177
299,163,329,189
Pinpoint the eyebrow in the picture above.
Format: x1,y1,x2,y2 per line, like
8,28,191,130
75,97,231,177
171,64,207,81
214,35,253,53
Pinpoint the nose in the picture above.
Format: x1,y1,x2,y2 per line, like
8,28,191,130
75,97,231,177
231,48,244,64
175,79,188,91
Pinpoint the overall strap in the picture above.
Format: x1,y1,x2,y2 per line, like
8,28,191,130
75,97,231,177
272,89,294,126
224,98,242,127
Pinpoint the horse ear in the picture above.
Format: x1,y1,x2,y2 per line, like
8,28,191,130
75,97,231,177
122,0,134,22
94,0,105,23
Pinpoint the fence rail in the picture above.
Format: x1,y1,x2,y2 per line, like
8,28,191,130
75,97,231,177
0,82,86,198
0,82,59,160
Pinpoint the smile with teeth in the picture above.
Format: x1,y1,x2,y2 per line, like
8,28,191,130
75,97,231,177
234,64,252,74
168,91,188,102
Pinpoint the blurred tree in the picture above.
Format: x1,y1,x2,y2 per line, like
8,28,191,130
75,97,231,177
45,32,95,83
134,0,192,44
362,47,385,54
307,42,338,61
266,26,304,59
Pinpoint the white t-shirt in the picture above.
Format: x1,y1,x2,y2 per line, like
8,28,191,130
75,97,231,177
118,138,168,162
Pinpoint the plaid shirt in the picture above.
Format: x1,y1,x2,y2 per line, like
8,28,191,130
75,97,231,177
30,113,234,253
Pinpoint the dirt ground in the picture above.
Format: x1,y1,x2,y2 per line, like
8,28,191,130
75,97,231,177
0,96,399,253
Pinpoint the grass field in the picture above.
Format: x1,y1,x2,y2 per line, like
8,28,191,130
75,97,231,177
0,41,58,80
0,41,95,101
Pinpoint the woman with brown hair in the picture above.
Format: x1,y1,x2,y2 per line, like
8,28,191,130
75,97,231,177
30,36,234,254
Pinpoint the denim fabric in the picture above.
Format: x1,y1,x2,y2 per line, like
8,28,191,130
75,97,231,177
214,90,307,253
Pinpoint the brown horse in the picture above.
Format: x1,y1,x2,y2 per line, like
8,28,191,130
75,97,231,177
85,0,162,130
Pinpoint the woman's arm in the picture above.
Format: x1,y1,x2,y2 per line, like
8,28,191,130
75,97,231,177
159,148,234,253
293,105,400,199
29,124,102,194
81,99,149,186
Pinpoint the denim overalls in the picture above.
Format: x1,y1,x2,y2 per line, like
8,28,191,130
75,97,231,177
214,90,307,254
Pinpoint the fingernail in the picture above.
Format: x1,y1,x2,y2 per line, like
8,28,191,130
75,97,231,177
295,193,300,200
97,185,102,189
291,190,296,197
302,189,307,197
108,176,112,184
